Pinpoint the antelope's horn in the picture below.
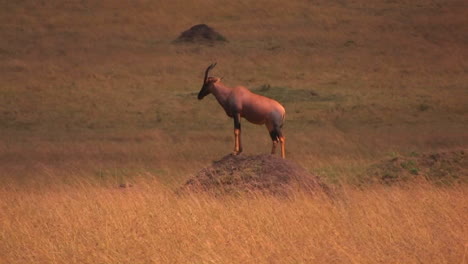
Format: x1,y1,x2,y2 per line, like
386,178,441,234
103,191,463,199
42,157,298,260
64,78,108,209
203,63,217,84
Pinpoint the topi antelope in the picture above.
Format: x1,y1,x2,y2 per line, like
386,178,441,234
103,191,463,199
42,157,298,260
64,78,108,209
197,63,286,158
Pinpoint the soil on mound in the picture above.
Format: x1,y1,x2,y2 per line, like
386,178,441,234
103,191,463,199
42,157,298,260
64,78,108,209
181,154,328,195
174,24,227,44
366,149,467,185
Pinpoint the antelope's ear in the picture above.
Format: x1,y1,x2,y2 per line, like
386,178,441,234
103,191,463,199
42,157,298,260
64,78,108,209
206,77,220,83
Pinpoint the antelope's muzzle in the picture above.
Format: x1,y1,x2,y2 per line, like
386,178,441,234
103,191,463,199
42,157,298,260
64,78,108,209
197,86,209,100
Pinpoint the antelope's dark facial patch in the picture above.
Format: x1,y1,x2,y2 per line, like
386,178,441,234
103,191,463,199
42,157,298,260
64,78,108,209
198,77,218,100
197,82,211,100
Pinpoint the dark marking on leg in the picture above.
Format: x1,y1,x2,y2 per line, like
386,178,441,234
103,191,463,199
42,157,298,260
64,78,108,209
234,114,241,130
270,126,285,158
269,130,279,142
233,113,242,154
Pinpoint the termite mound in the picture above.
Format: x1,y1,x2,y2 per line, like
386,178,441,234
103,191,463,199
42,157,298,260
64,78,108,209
173,24,227,44
180,154,329,196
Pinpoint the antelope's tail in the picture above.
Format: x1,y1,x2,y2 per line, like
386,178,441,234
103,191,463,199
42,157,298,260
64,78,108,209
280,112,285,128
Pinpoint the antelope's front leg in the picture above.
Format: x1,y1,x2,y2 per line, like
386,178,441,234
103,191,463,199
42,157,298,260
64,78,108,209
233,113,243,155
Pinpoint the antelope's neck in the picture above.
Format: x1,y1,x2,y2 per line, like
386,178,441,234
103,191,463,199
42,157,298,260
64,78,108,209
211,82,232,109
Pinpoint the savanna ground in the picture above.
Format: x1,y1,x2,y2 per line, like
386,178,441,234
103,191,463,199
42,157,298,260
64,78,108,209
1,0,467,263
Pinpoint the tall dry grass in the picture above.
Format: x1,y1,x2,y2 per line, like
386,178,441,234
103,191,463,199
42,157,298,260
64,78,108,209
0,179,466,264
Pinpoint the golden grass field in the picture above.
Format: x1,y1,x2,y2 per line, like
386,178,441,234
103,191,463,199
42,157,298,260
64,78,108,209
1,0,467,263
1,181,467,263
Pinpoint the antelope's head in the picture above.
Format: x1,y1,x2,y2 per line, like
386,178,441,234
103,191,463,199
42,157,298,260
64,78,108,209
198,63,218,100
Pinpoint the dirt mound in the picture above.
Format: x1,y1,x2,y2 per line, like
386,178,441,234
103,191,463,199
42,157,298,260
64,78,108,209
181,154,328,195
366,149,467,185
174,24,227,44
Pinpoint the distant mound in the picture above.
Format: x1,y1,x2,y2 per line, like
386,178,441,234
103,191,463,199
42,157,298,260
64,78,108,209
181,154,329,196
174,24,227,44
366,149,467,185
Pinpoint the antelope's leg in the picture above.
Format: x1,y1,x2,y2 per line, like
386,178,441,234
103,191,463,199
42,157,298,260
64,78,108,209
273,126,285,158
271,140,278,154
234,129,241,154
279,136,286,158
233,113,242,155
269,130,279,155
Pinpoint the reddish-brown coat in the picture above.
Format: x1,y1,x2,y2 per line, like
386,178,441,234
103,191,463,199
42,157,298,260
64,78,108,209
198,65,286,158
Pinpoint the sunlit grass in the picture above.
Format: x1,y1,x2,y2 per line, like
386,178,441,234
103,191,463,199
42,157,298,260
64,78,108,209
0,179,466,264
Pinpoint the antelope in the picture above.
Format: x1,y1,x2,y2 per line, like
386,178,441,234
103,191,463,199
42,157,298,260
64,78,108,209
197,63,286,158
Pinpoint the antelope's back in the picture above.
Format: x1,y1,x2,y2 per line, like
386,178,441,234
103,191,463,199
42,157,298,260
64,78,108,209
238,88,285,125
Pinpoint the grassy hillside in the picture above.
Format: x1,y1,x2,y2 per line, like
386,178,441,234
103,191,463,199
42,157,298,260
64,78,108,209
1,0,467,184
0,0,467,262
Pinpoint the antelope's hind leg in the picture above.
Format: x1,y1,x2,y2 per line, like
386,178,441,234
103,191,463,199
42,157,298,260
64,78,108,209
279,135,286,159
269,127,285,158
269,130,279,155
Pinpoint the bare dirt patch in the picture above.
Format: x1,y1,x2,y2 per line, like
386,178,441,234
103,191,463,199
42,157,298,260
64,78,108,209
366,149,467,185
173,24,227,44
181,154,329,196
